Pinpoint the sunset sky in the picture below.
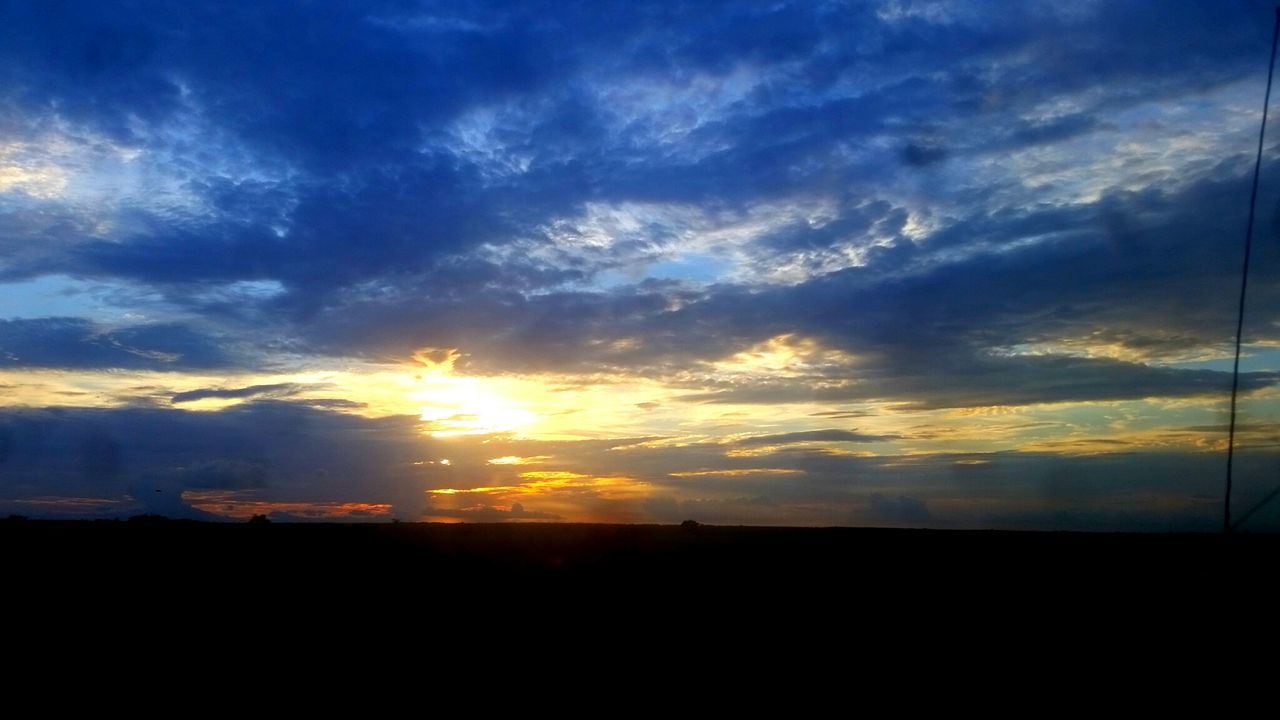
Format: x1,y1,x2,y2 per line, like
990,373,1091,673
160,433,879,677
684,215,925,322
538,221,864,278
3,1,1280,530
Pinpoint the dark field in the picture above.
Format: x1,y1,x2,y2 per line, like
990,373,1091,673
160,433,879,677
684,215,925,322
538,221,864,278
8,519,1270,683
7,519,1275,610
7,519,1280,666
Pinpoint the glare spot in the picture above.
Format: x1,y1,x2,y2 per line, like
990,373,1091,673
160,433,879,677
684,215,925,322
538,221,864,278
487,455,549,465
410,349,538,436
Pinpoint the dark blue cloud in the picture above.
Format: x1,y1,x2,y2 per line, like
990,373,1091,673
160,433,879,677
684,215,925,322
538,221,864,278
2,0,1270,302
170,383,310,404
0,1,569,162
865,493,931,526
734,429,898,446
293,162,1280,408
0,318,231,369
0,401,432,517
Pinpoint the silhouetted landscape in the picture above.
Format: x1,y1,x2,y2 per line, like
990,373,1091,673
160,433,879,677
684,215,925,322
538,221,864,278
7,516,1277,663
7,4,1280,648
8,517,1276,609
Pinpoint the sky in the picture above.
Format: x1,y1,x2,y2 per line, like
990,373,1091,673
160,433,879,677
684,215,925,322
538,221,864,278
3,0,1280,530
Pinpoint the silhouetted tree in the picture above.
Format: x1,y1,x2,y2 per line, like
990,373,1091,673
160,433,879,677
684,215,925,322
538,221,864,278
248,514,271,524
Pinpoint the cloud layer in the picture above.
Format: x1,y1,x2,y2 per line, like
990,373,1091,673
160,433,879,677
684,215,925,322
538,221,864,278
3,1,1280,529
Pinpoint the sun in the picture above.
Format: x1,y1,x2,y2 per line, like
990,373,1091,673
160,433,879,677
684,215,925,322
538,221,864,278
417,378,536,436
409,350,536,436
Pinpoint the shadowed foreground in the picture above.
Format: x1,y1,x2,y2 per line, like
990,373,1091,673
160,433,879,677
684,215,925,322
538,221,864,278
8,519,1280,664
8,520,1276,602
7,519,1272,686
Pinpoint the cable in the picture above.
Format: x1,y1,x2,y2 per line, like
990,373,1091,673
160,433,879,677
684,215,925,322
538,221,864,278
1226,8,1280,534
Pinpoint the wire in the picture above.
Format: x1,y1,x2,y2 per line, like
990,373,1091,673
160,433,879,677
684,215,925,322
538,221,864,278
1225,8,1280,534
1233,485,1280,531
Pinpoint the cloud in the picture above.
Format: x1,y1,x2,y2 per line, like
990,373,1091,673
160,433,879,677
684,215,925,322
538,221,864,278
171,383,311,404
900,142,948,167
299,162,1280,409
0,2,1268,303
0,401,431,518
0,399,1277,530
3,2,1280,530
809,410,873,419
0,318,231,370
733,429,897,446
170,460,268,490
422,502,561,522
864,493,931,526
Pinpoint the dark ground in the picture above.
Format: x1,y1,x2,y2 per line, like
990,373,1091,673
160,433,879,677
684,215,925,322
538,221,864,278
6,519,1275,597
5,519,1277,659
8,519,1270,693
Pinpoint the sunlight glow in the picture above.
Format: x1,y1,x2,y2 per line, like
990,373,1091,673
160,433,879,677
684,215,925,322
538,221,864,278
182,490,392,520
428,472,649,498
415,379,537,436
487,455,550,465
668,468,804,477
409,348,538,436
